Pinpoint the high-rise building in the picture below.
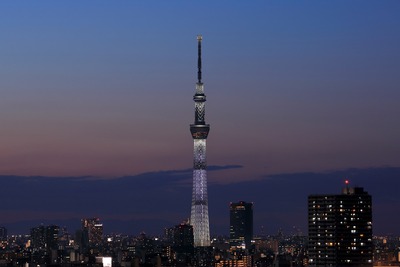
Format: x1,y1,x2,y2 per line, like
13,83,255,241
230,201,253,250
30,225,59,250
308,182,373,267
82,218,103,247
190,35,211,247
45,225,60,250
30,225,46,250
173,223,194,264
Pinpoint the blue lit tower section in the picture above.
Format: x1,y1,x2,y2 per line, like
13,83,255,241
190,35,210,247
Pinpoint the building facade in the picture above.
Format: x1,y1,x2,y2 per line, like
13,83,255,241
308,185,373,267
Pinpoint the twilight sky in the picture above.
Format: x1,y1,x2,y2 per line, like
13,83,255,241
1,1,400,235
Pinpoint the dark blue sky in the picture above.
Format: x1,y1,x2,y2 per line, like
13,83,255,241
0,1,399,235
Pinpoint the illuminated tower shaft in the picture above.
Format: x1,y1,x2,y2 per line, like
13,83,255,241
190,35,210,247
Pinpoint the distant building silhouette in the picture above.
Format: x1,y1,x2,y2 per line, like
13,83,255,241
0,227,7,240
308,182,372,266
230,201,254,250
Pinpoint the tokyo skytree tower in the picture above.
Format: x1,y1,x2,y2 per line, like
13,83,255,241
190,35,211,247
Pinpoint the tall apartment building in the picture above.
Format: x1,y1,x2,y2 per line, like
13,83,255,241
308,183,372,266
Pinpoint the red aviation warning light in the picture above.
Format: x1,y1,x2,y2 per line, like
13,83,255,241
344,179,350,194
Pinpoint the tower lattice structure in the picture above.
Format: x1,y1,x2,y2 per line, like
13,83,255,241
190,35,210,247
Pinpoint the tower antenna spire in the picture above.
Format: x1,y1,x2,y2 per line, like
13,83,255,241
197,35,202,83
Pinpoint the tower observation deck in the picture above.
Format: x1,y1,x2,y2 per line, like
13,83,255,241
190,35,210,247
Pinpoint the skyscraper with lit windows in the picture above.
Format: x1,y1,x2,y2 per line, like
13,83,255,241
230,201,253,250
82,218,103,247
30,225,59,250
308,182,372,267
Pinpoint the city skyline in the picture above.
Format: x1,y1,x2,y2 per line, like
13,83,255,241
1,167,400,236
1,1,400,237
